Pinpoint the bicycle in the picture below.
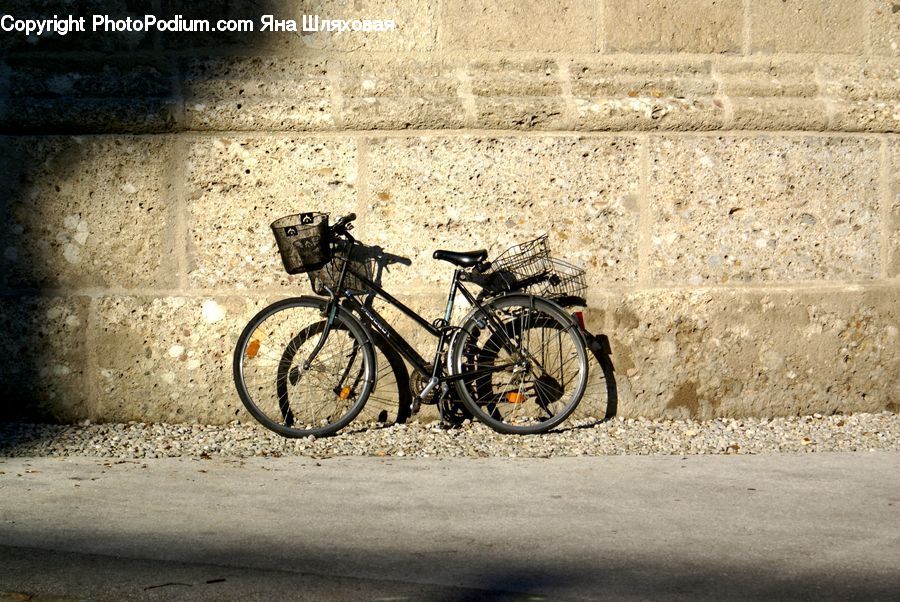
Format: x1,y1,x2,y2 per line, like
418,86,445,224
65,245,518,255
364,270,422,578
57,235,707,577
232,212,590,437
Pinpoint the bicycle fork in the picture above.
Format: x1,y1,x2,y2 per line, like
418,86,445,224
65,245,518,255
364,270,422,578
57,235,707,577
301,301,341,371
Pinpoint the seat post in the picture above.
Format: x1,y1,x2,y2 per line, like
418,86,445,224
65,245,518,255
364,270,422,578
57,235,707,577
443,269,461,324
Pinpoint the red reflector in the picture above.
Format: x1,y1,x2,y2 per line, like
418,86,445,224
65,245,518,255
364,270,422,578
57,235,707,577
573,311,586,331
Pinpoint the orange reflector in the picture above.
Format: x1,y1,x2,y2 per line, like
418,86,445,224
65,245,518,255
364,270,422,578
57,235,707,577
247,339,261,359
339,387,352,400
506,392,526,404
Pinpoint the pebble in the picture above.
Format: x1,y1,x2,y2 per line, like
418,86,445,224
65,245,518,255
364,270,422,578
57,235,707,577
0,413,897,459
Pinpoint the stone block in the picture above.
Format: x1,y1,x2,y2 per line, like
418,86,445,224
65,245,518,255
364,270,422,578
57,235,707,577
729,98,829,131
0,296,90,421
182,57,336,131
442,0,596,52
364,136,641,290
889,138,900,278
185,136,358,289
648,135,881,283
0,58,178,134
820,62,900,132
469,59,561,98
570,59,724,131
870,0,900,56
607,288,899,418
749,0,865,54
0,1,156,53
719,59,827,131
0,136,177,289
475,97,570,131
90,296,253,423
604,0,742,53
338,57,465,130
469,59,568,130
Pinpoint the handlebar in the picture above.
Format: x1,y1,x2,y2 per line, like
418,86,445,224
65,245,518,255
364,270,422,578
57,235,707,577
331,213,357,240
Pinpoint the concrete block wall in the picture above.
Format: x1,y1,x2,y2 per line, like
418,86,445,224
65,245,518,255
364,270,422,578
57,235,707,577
0,0,897,423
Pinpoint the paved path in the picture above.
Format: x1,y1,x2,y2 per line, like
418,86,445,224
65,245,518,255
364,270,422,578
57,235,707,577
1,453,899,600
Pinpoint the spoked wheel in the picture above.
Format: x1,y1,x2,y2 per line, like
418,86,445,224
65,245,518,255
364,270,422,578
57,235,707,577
449,295,589,435
233,297,376,438
277,320,411,432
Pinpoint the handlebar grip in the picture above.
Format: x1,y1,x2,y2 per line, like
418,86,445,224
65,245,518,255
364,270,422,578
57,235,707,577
335,213,357,228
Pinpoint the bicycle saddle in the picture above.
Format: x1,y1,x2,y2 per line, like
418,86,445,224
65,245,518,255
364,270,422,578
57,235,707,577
433,248,488,268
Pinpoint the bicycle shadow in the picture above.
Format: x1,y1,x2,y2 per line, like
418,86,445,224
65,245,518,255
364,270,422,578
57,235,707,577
341,243,417,427
350,243,414,291
561,331,618,430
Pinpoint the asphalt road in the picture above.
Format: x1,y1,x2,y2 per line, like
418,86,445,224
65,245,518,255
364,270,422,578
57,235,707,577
1,453,898,601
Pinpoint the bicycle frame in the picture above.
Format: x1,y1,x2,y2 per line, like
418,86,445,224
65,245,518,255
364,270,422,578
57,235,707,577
318,239,522,395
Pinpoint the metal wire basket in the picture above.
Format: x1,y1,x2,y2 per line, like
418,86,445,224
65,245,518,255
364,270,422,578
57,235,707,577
270,212,330,274
309,242,375,296
478,235,553,295
531,257,587,300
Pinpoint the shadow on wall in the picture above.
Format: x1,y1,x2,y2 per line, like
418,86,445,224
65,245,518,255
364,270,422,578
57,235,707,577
0,0,312,422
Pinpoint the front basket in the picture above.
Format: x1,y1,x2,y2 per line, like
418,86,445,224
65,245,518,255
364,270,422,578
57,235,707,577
270,212,330,274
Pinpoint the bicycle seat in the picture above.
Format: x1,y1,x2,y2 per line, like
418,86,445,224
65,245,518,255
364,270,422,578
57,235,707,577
433,248,488,268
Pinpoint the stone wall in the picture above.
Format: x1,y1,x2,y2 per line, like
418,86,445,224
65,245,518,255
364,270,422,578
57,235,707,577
0,0,897,423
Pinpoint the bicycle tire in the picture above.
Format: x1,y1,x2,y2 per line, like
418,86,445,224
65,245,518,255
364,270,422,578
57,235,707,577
449,295,589,435
233,296,376,438
274,318,411,429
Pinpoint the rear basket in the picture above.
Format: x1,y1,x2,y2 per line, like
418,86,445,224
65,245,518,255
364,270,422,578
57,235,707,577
533,257,587,301
478,236,552,295
270,212,330,274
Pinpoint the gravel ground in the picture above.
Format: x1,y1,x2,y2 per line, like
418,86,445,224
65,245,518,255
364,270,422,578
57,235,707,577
1,412,898,459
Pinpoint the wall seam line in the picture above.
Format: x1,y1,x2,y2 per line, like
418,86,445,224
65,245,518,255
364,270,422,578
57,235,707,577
356,135,370,234
436,0,444,55
2,281,898,300
637,132,651,286
172,135,189,292
710,60,733,128
864,0,874,58
879,137,890,279
4,49,889,61
596,0,606,54
742,0,751,55
84,296,100,421
328,56,345,131
19,129,884,141
455,60,477,128
558,58,577,130
813,63,837,131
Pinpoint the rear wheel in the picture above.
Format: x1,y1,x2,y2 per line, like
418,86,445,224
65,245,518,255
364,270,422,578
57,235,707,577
233,297,376,438
449,295,589,434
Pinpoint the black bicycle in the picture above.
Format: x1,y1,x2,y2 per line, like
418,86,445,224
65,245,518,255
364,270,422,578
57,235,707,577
233,212,589,437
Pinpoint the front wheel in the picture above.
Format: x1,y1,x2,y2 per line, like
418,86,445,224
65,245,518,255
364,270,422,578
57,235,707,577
449,295,589,435
233,297,376,438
